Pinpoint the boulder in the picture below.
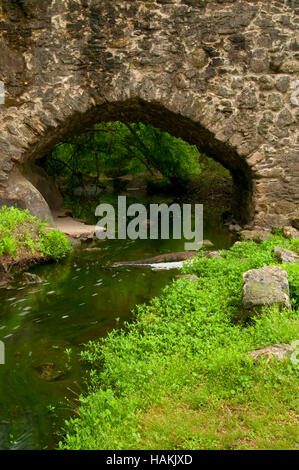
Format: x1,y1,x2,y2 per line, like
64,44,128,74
240,229,270,242
273,246,299,264
248,343,294,362
0,168,54,223
283,226,299,239
22,164,64,211
175,274,199,281
242,266,291,311
34,363,65,381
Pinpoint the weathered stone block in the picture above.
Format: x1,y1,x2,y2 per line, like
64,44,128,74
267,92,284,111
275,75,290,93
240,230,270,242
242,266,291,310
237,86,258,109
276,108,294,128
248,343,294,362
250,48,270,73
0,0,297,231
259,75,274,91
279,61,299,74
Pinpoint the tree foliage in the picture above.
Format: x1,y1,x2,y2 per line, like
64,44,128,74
42,122,203,189
0,206,72,261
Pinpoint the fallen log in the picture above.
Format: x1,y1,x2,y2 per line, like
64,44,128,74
114,251,199,266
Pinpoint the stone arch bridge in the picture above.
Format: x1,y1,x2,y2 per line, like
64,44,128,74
0,0,298,227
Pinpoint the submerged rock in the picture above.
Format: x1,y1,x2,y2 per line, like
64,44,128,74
34,363,65,381
242,266,291,311
20,272,43,285
273,247,299,264
248,343,294,362
67,236,82,248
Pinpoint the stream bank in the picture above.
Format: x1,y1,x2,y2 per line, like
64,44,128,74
0,194,234,450
0,206,72,289
60,235,299,451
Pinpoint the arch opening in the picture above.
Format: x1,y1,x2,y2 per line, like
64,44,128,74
8,99,253,226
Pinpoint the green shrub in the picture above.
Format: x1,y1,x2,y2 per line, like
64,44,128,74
0,206,72,262
0,236,17,257
38,229,72,260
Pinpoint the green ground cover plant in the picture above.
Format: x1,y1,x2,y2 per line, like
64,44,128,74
60,236,299,450
0,206,72,263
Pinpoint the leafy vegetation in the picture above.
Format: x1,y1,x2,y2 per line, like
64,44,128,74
41,122,215,190
60,236,299,450
0,206,72,263
38,121,231,222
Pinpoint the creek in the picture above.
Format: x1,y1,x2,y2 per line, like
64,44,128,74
0,196,234,449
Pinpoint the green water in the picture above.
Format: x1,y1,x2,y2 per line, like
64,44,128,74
0,201,234,450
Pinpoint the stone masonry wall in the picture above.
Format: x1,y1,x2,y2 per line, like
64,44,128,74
0,0,298,225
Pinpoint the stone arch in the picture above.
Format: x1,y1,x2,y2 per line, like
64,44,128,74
0,0,298,227
3,98,254,224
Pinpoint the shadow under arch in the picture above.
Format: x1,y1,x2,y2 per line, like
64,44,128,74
22,98,254,225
